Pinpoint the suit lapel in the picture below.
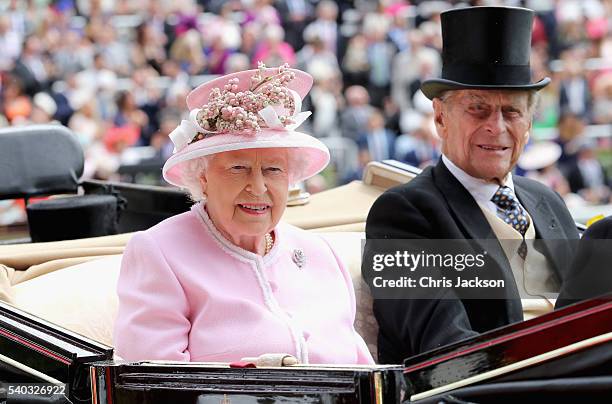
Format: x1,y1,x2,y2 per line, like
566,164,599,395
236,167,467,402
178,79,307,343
514,180,568,282
432,161,497,240
432,161,522,321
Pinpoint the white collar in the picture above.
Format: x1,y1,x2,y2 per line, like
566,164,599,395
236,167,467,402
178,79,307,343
192,202,281,264
442,154,515,210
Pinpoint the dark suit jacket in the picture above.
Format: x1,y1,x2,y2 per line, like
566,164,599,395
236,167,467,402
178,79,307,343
364,160,580,364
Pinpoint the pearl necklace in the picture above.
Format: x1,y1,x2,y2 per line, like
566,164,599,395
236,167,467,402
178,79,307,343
264,232,274,255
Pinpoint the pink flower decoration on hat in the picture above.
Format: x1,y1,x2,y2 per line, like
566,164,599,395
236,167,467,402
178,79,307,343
169,63,312,152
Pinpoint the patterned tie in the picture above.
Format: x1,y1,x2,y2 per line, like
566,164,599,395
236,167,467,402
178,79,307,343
491,186,530,259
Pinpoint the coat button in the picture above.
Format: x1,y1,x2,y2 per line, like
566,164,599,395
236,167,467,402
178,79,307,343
303,330,311,340
269,281,278,292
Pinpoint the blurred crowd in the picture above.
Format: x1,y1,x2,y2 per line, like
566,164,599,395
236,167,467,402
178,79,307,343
0,0,610,221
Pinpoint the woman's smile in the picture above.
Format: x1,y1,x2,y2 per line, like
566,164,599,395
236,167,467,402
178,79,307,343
237,203,272,216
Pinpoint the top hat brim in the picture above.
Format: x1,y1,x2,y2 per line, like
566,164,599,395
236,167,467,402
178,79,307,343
421,77,551,100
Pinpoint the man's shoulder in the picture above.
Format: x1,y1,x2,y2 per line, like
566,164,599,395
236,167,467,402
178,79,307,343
582,216,612,239
514,175,565,204
514,175,554,193
514,175,579,238
368,165,447,218
381,165,439,200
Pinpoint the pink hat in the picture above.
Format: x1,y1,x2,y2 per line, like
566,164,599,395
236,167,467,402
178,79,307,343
162,63,330,187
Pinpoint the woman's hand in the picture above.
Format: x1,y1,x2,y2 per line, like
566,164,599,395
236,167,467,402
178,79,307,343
240,353,298,367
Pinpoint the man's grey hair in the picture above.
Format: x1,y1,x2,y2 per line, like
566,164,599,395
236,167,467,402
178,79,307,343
437,89,540,115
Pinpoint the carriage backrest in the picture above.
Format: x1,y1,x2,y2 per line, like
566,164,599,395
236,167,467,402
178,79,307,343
0,125,84,200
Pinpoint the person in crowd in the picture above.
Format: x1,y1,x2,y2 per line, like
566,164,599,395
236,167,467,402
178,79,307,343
341,33,370,88
591,71,612,124
73,52,118,120
149,111,179,163
239,23,260,62
131,21,167,73
12,35,48,96
565,138,611,204
1,75,31,125
391,29,441,112
308,61,342,138
251,24,296,68
394,120,440,168
95,25,131,77
244,0,281,27
518,141,572,199
558,49,592,121
387,8,411,52
113,90,149,144
365,25,395,108
161,59,191,109
114,64,374,364
224,53,251,74
303,1,340,58
276,0,314,51
0,16,22,71
341,148,373,185
364,6,585,364
203,8,241,75
169,29,206,75
357,109,395,162
556,111,587,168
296,32,340,79
340,85,375,142
68,88,102,151
382,96,401,135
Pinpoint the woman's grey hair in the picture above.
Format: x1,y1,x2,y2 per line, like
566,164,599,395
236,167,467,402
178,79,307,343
180,156,210,202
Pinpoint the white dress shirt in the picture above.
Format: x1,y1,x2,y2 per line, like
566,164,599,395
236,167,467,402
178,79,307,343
442,156,556,314
442,155,525,217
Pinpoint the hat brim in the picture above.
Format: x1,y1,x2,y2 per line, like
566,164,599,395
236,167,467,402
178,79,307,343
421,77,551,100
517,141,562,171
162,130,330,187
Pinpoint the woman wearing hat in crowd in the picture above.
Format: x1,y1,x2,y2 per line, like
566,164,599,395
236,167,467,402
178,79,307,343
114,64,374,365
518,141,571,200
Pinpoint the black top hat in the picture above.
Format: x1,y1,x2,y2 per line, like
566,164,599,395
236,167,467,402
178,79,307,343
421,6,550,100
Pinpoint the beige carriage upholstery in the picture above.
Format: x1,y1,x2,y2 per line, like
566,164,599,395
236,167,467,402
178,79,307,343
0,160,557,363
0,231,379,360
0,165,420,361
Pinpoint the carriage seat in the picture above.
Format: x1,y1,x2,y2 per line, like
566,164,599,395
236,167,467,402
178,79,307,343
0,231,380,361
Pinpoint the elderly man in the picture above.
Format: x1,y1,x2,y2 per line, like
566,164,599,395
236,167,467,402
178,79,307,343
364,6,581,364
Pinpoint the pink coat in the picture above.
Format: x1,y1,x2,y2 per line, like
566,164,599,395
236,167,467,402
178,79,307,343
114,203,374,364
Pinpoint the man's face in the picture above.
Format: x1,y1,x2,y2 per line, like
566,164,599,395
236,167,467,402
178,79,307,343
433,89,532,183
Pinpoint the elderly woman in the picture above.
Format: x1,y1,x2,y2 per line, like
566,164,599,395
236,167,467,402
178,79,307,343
114,64,374,365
